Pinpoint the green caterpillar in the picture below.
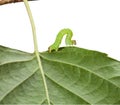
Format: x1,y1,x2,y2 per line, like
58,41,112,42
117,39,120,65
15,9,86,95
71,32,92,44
48,28,76,52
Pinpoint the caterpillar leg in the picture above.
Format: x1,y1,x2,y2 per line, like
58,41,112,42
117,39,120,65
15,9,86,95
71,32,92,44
48,46,58,52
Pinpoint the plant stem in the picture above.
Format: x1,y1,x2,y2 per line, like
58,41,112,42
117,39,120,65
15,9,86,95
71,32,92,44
23,0,51,104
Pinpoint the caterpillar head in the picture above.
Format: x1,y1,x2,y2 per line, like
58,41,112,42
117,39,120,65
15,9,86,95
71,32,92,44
72,40,76,45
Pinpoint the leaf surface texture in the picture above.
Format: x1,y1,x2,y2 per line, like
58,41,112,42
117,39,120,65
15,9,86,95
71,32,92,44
0,46,120,104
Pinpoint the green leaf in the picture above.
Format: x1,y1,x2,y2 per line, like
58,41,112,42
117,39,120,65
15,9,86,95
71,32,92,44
0,45,120,104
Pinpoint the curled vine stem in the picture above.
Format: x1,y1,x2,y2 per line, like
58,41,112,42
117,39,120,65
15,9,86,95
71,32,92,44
23,0,51,104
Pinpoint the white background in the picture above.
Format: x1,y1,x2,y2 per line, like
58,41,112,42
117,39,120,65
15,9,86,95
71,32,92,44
0,0,120,60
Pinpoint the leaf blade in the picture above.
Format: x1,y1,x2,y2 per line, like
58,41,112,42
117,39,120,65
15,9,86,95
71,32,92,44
0,46,120,104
